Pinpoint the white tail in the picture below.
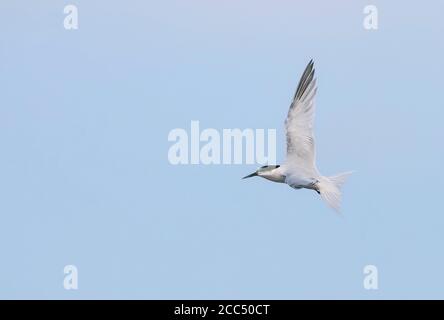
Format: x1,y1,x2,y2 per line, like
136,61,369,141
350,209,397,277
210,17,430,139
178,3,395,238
317,171,353,212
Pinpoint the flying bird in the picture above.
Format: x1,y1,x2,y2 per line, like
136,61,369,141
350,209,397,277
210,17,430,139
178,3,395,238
243,60,352,212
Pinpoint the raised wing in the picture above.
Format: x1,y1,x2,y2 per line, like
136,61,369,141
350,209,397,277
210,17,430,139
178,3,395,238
284,60,318,173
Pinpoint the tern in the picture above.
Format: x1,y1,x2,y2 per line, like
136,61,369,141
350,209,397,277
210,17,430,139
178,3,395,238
243,60,352,212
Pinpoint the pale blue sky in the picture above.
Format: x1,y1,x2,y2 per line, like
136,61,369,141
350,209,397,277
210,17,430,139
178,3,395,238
1,0,444,299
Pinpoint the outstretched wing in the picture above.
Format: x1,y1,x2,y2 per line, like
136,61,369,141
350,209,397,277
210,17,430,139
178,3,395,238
284,60,318,174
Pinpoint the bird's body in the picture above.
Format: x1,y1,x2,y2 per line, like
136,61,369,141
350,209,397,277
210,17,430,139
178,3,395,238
243,60,352,212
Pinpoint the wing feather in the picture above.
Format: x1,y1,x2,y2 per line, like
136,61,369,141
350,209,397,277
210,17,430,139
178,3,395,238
285,60,318,174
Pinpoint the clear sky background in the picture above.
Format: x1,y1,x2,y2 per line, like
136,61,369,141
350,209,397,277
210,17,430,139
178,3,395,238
1,0,444,299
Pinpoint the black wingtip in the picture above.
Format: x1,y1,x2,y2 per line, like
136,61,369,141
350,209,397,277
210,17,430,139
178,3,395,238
294,60,316,101
307,59,314,69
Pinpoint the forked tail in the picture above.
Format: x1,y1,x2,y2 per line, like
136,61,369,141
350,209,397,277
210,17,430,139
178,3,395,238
317,171,353,212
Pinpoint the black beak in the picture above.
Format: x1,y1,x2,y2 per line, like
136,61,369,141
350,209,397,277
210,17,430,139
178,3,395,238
242,172,258,179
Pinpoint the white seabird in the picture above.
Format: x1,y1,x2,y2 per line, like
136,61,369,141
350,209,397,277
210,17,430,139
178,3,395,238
243,60,353,212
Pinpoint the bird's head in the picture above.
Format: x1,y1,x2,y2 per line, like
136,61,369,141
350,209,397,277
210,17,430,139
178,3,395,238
242,165,280,179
